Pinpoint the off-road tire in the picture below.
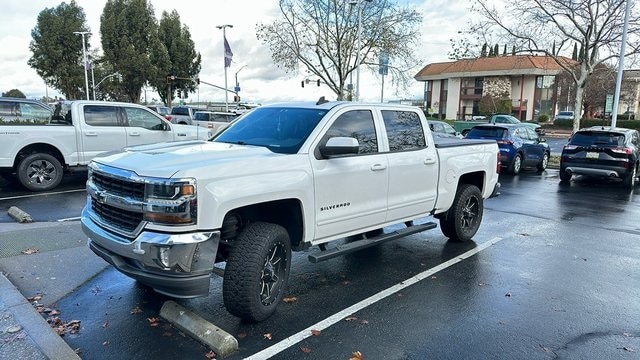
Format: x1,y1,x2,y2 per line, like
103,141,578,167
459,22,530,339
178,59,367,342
17,153,63,192
223,222,291,322
623,163,637,189
559,168,572,182
509,153,522,174
537,152,549,172
439,184,483,242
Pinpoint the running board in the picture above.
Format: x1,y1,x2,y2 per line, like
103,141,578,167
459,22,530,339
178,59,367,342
308,222,437,263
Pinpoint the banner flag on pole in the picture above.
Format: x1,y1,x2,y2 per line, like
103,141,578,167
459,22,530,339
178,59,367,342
224,36,233,68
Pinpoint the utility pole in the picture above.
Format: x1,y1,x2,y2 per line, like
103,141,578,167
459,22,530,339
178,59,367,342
73,31,91,100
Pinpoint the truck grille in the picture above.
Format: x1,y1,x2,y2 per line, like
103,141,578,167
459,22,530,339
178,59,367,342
92,172,145,200
91,200,143,234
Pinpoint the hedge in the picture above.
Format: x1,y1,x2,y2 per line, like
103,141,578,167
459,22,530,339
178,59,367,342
553,118,640,130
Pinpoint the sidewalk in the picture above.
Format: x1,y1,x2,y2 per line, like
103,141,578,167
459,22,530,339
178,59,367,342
0,221,107,360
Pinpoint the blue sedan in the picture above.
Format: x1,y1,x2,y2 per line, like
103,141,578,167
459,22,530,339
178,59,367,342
466,124,550,174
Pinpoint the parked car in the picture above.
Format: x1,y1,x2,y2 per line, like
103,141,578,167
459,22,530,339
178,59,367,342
621,111,636,120
454,114,544,137
193,111,238,135
554,111,574,121
0,97,52,123
559,126,639,188
466,124,550,174
166,106,199,125
147,105,171,117
428,120,462,138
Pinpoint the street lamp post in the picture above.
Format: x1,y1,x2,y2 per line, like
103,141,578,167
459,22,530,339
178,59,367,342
235,65,247,99
349,0,371,102
73,31,91,100
216,24,233,112
93,72,121,100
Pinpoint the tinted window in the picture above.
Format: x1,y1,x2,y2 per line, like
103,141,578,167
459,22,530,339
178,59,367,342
84,105,119,126
321,110,378,154
468,126,508,139
0,101,18,117
569,132,625,147
124,107,165,130
215,107,327,154
211,113,237,123
194,112,211,121
382,110,426,152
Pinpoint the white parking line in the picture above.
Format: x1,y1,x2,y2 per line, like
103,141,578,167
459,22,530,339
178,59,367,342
0,189,85,201
245,236,504,360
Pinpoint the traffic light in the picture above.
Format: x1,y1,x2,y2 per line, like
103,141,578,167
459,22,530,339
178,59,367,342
301,80,305,88
176,89,181,98
234,95,240,102
317,79,320,86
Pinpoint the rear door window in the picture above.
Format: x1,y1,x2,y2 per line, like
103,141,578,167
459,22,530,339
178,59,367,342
83,105,120,126
468,127,507,139
381,110,426,152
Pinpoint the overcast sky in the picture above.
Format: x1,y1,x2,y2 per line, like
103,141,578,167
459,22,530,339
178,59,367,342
0,0,470,104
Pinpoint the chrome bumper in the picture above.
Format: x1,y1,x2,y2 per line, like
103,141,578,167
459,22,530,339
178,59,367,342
81,206,220,298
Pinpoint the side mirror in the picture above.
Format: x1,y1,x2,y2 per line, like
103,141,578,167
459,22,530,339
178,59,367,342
319,137,359,158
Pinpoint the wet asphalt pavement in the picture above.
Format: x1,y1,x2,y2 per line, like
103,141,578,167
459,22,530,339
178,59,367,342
1,168,640,359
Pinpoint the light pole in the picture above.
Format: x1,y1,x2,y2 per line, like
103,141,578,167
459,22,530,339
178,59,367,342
349,0,371,102
235,65,247,100
93,72,121,100
216,24,233,112
73,31,91,100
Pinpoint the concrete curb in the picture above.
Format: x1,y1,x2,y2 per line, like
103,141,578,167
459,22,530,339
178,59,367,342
160,300,238,358
0,273,81,360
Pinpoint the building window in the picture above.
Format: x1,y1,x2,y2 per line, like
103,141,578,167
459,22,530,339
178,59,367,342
535,75,555,118
439,79,448,119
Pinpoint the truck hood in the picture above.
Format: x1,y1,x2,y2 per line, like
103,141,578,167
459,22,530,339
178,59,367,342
92,140,280,178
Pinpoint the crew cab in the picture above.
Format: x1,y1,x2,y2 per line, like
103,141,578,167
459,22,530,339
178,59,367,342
81,100,501,322
0,100,211,191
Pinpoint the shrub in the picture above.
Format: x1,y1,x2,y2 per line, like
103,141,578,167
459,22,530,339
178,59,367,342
553,118,640,130
537,114,550,123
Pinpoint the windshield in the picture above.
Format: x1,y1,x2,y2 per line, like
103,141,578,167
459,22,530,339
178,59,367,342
558,111,573,116
213,107,328,154
569,132,625,147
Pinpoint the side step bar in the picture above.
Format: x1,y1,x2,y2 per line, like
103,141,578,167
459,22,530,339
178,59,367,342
308,222,437,263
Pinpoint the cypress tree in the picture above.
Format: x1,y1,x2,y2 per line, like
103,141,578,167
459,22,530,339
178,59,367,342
511,45,516,56
502,44,507,56
481,43,488,57
572,44,578,60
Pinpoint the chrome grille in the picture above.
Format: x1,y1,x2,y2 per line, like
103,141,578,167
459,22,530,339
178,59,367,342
92,171,145,200
91,200,143,234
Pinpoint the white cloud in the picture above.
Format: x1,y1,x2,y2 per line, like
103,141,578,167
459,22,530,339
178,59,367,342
0,0,470,104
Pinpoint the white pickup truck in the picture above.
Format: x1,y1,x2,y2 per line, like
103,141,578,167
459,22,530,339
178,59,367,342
81,100,500,321
0,100,210,191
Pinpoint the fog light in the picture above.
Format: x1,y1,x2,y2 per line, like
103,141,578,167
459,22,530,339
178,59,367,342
158,247,171,268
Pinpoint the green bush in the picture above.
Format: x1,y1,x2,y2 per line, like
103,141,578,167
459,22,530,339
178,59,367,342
553,118,640,130
537,114,550,123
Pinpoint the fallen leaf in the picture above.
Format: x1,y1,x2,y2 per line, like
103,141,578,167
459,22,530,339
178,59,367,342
518,233,530,236
623,333,631,337
498,320,505,325
282,296,298,304
350,350,364,360
541,346,552,353
48,309,61,316
263,333,273,340
430,276,437,280
237,332,247,340
27,295,43,302
310,329,321,336
102,320,109,328
345,316,358,322
102,341,109,346
147,317,160,327
91,286,102,294
342,280,351,285
130,306,142,314
20,248,39,255
162,332,172,337
361,320,369,325
622,347,635,352
300,346,311,354
505,292,512,297
53,326,65,336
205,350,216,359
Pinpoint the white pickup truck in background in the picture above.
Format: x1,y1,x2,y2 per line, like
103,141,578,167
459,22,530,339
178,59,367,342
0,100,210,191
81,100,500,322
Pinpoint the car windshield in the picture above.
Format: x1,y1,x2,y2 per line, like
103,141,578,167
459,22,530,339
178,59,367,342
569,132,625,147
468,126,508,139
213,107,328,154
558,111,573,116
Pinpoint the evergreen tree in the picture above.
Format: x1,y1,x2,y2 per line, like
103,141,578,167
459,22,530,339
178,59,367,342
511,45,516,55
2,89,26,98
502,44,507,56
481,43,488,57
552,41,556,55
572,43,578,60
493,44,499,57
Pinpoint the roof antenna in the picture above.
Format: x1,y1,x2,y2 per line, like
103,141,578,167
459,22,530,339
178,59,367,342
316,96,328,105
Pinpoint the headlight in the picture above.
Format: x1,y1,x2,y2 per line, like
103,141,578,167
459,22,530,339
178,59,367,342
143,178,197,225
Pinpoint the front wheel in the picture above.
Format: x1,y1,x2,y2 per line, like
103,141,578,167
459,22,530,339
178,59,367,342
17,153,63,191
439,184,483,242
223,222,291,322
537,152,549,172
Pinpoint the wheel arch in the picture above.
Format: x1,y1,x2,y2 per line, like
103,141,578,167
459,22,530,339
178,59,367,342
13,143,66,172
457,171,485,194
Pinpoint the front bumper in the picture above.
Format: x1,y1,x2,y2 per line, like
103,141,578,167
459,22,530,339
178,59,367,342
81,207,220,298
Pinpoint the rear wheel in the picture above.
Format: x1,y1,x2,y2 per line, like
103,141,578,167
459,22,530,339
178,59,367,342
559,168,572,182
223,222,291,322
509,153,522,174
623,163,637,189
17,153,63,192
537,152,549,172
439,184,483,242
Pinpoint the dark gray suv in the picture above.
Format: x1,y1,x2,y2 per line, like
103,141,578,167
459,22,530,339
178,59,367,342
0,97,52,123
560,126,640,188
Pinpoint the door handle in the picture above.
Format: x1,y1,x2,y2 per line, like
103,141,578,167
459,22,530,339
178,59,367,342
424,157,437,164
371,164,387,171
129,132,140,136
85,132,97,136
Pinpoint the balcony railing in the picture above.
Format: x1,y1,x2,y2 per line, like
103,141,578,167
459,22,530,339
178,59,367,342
459,87,483,101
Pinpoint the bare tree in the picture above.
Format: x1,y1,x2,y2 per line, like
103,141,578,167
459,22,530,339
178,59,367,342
472,0,640,132
256,0,422,100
